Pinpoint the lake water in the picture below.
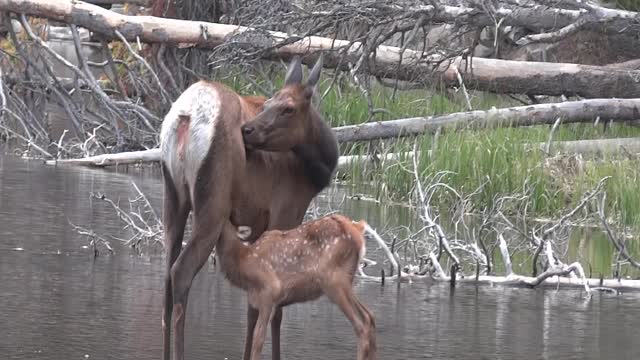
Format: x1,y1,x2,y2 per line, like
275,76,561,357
1,155,639,360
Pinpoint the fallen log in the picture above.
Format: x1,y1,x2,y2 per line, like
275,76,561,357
365,1,639,35
46,148,161,166
2,0,640,98
42,148,392,170
333,98,640,143
359,272,640,292
84,0,149,5
45,136,640,170
42,97,640,166
542,136,640,157
43,148,404,171
336,136,640,171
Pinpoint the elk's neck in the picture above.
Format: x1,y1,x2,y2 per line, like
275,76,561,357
292,110,339,192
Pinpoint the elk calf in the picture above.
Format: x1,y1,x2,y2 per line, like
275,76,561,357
217,214,377,360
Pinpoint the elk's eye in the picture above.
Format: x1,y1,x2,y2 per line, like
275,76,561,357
282,107,294,115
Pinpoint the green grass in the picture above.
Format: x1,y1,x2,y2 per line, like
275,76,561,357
321,76,640,226
215,66,640,229
614,0,640,11
343,128,640,227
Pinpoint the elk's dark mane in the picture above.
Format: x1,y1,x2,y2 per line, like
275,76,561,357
292,108,338,191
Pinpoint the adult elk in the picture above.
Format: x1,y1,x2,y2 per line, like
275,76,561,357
221,214,377,360
159,55,338,360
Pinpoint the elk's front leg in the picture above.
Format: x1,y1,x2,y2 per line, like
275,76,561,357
271,306,283,360
243,305,259,360
170,163,233,360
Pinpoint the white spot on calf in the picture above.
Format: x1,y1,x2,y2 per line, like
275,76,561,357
237,226,252,241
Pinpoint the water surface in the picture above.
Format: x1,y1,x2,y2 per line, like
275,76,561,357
1,156,639,360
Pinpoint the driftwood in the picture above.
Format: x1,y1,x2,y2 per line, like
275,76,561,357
365,273,640,292
334,98,640,143
360,270,640,292
45,148,161,166
355,166,640,293
342,137,640,162
542,136,640,157
85,0,149,5
43,148,396,170
2,0,640,98
351,1,639,35
44,97,640,167
47,135,640,169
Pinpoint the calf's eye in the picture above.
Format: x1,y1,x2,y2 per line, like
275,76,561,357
282,107,294,115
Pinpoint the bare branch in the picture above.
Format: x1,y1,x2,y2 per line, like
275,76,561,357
597,192,640,270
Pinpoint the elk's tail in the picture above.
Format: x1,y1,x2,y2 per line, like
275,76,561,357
352,220,368,261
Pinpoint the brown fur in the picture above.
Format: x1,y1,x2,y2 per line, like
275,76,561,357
217,215,377,360
161,56,339,360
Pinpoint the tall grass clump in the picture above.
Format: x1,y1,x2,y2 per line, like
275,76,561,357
345,129,560,214
214,63,640,227
572,159,640,226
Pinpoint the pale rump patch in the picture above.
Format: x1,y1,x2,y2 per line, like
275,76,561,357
160,82,221,199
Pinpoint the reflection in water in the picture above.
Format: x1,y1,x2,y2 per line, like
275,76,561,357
1,156,639,360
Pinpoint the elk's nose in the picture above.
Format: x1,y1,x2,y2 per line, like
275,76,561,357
242,126,254,136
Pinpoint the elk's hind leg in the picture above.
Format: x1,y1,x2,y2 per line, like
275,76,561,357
354,298,377,359
161,165,190,360
271,306,283,360
325,280,375,360
170,161,233,360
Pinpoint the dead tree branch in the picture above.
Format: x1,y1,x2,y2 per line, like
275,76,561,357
2,0,640,98
88,182,164,250
597,192,640,270
333,98,640,143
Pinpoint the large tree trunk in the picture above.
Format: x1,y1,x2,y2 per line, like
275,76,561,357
382,1,638,34
333,98,640,143
2,0,640,98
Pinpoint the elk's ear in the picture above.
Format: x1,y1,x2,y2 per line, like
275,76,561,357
305,53,323,89
284,56,303,86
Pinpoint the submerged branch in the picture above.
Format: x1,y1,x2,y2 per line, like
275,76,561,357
529,262,590,293
597,192,640,270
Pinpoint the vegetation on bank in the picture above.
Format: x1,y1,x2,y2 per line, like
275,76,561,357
221,68,640,229
1,48,639,228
